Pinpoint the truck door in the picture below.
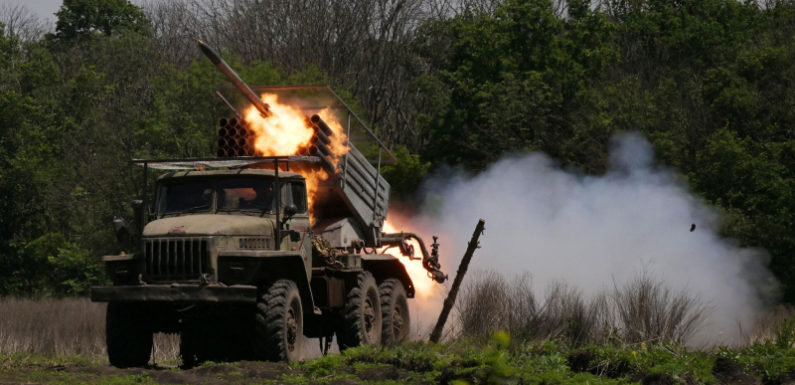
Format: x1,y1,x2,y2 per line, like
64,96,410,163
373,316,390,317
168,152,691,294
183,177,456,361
282,181,312,278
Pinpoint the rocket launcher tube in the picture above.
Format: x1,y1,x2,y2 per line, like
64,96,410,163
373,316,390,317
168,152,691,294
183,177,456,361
308,146,336,172
311,131,332,146
310,114,334,137
311,137,334,159
198,40,272,118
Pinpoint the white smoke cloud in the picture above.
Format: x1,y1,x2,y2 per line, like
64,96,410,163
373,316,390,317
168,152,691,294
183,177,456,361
404,132,776,345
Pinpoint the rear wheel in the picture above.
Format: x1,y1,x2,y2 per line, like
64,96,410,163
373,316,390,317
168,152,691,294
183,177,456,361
255,280,303,362
106,302,152,368
337,271,382,350
379,279,410,345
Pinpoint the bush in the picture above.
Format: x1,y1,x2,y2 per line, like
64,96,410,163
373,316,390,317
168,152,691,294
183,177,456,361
455,272,705,347
14,233,106,296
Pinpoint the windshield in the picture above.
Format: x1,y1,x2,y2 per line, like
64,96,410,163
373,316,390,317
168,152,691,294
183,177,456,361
218,178,275,212
160,181,213,215
157,177,276,216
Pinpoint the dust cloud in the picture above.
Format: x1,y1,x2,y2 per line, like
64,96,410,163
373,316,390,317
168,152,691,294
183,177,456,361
399,133,776,345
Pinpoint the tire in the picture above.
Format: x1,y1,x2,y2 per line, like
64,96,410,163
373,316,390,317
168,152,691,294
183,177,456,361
379,279,410,345
106,302,152,368
337,271,382,350
255,280,303,362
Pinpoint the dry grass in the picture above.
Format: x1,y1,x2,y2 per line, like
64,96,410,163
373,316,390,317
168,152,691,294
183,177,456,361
0,291,788,359
0,297,106,356
613,276,704,343
0,297,179,361
741,305,795,346
455,272,706,346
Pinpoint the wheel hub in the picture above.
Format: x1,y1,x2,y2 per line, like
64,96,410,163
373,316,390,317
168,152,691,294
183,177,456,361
286,308,298,352
392,306,404,337
363,297,376,338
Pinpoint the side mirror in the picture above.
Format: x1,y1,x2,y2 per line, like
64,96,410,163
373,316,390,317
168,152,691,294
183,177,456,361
283,204,298,220
113,217,130,244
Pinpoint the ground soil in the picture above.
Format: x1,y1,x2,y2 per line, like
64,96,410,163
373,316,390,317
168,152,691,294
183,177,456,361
0,360,298,385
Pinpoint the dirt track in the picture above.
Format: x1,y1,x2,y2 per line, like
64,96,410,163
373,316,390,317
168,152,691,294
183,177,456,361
0,357,416,385
0,360,299,385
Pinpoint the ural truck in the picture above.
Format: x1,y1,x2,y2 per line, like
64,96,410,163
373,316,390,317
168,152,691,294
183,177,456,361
90,42,446,367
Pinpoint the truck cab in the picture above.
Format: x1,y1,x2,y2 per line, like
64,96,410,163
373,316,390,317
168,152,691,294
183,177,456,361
146,169,312,283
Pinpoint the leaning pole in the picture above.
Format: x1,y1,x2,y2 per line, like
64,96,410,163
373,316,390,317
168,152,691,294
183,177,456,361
429,219,486,343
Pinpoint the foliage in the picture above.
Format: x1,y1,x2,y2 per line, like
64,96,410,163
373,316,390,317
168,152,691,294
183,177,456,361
289,331,793,384
0,0,793,302
50,0,150,44
417,0,616,171
380,145,432,202
0,319,793,384
12,233,105,296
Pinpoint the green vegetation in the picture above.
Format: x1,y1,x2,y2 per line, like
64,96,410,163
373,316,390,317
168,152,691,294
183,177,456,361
1,333,792,384
0,0,793,302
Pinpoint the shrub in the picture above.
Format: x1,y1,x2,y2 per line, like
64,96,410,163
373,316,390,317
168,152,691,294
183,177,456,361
454,272,705,346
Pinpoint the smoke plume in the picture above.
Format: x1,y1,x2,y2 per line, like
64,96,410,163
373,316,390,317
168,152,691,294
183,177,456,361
402,133,776,345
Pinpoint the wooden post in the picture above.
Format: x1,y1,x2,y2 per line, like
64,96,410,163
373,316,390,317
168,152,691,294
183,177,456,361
429,219,486,343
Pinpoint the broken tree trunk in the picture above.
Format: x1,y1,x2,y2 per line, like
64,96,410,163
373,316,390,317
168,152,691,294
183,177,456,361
429,219,486,343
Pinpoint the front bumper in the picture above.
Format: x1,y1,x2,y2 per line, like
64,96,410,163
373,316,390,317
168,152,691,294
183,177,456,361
90,284,257,304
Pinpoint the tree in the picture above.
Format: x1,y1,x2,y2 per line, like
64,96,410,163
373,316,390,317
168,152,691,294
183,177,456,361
50,0,149,44
416,0,615,171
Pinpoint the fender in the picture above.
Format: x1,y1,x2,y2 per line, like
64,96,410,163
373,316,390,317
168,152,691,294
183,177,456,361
360,254,416,298
218,251,317,315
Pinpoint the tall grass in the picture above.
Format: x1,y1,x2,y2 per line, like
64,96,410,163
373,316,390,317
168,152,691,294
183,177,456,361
0,298,179,361
0,298,106,356
455,272,706,346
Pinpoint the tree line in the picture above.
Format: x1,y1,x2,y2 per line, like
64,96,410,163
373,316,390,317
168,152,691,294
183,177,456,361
0,0,792,302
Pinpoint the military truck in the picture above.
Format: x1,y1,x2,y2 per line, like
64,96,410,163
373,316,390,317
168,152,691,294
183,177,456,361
90,43,446,368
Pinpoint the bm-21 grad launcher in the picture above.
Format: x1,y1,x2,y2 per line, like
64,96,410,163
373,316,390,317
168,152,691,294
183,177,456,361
90,41,446,368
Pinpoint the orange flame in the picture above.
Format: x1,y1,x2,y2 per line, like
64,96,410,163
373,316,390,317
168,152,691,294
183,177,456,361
245,94,315,156
243,93,349,219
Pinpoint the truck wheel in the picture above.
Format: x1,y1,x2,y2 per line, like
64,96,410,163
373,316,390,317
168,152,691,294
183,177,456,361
106,302,152,368
379,279,410,345
337,271,382,350
255,280,303,362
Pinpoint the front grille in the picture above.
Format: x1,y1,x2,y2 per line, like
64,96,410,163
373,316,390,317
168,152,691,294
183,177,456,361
238,237,270,249
144,238,210,281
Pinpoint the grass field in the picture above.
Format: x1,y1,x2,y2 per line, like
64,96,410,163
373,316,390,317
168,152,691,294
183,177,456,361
1,336,793,384
0,277,792,384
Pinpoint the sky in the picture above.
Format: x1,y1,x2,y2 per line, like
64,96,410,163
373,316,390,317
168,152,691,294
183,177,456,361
4,0,62,24
2,0,153,28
